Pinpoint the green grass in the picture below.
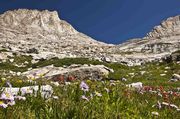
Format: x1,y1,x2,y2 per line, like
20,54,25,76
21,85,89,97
0,56,180,118
0,80,179,119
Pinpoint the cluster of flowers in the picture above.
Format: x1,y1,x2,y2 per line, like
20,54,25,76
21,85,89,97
139,86,180,111
0,82,55,108
140,86,180,99
0,82,26,109
80,81,103,101
152,101,180,112
0,92,26,108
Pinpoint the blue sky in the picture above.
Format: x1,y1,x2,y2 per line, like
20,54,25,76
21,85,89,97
0,0,180,44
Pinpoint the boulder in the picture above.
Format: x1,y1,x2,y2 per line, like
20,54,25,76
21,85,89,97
23,64,114,81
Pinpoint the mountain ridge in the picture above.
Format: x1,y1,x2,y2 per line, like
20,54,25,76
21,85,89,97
0,9,179,65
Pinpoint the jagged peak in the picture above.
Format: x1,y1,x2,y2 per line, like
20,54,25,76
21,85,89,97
0,9,78,34
2,9,60,20
146,15,180,39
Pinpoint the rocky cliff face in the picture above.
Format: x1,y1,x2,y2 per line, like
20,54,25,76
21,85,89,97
0,9,111,60
110,15,180,65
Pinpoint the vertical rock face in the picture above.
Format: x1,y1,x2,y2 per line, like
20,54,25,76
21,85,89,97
0,9,77,34
142,16,180,54
146,16,180,39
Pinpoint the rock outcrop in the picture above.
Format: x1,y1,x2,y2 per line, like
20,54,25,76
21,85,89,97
22,64,114,81
0,9,112,61
110,15,180,65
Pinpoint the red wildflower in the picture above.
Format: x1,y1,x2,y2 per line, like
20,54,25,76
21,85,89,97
159,86,164,91
57,75,65,82
67,75,76,82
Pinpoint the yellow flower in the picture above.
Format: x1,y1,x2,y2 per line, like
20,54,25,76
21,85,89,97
17,80,22,83
0,101,4,105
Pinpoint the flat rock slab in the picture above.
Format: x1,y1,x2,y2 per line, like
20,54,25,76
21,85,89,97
23,64,114,81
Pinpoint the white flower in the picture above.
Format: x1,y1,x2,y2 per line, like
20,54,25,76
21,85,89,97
0,92,14,101
1,78,6,81
8,101,16,106
81,95,89,101
50,81,59,86
65,82,71,85
0,101,8,108
20,87,33,95
6,82,12,88
104,88,110,93
95,91,102,97
14,96,26,101
52,96,59,99
127,82,143,90
110,83,116,86
151,112,159,116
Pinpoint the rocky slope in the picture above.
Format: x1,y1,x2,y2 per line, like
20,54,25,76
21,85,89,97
0,9,112,61
110,15,180,65
0,9,179,66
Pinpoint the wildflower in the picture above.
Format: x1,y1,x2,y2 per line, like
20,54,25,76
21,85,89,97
50,81,60,86
157,101,162,109
90,93,94,99
121,78,127,82
143,86,151,91
57,75,65,82
101,81,105,84
7,101,15,106
159,86,164,91
81,95,89,101
151,111,159,116
67,75,76,82
20,87,33,95
94,91,102,97
127,82,143,90
52,96,59,100
104,88,110,93
145,100,149,104
80,81,89,92
170,104,179,109
0,92,14,101
0,101,8,108
14,96,26,101
157,92,162,97
65,82,71,85
6,81,12,88
110,82,116,86
1,78,6,81
17,80,23,83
